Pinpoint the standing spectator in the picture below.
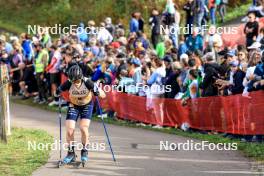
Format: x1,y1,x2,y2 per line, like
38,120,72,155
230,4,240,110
21,33,34,64
155,37,166,59
149,9,161,49
147,58,166,98
34,43,49,104
130,12,139,33
137,13,145,32
170,4,181,48
218,0,228,23
164,57,181,98
183,0,195,36
181,69,201,105
243,52,259,96
200,54,222,97
228,60,246,95
10,44,24,95
77,22,88,43
204,25,223,50
186,27,203,52
208,0,217,25
97,22,113,45
105,17,115,37
194,0,205,28
46,45,62,106
0,35,13,55
178,35,188,58
244,12,259,47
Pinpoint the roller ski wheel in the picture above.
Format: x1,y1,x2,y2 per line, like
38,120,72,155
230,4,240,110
81,149,88,167
57,160,64,168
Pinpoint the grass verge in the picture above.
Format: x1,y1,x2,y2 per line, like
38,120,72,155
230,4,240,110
12,97,264,163
0,128,53,176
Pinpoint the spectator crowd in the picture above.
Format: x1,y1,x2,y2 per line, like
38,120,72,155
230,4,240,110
0,0,263,142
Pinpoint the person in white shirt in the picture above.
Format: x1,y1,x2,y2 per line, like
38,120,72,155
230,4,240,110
97,22,113,46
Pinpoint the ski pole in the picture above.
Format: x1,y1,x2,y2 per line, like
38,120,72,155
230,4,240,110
58,98,62,161
95,96,116,162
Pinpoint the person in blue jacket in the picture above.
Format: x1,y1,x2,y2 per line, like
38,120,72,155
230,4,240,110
77,22,88,43
129,12,139,33
186,28,203,52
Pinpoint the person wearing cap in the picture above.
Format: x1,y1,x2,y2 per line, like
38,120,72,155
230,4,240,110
163,55,173,77
228,60,246,95
129,58,142,95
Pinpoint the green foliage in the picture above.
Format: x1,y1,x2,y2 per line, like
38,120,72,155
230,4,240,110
0,0,252,34
0,128,53,176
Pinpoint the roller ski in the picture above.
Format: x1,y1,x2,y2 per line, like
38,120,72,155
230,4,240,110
63,148,77,164
57,147,80,168
80,149,88,167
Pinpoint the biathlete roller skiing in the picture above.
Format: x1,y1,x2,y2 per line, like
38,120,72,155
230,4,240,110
55,64,115,168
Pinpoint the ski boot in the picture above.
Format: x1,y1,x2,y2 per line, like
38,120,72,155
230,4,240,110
81,149,88,167
63,147,76,164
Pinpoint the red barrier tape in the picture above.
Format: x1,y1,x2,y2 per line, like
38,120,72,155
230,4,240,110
100,90,264,135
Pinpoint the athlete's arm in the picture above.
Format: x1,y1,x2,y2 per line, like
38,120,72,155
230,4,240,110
84,78,106,98
55,80,72,96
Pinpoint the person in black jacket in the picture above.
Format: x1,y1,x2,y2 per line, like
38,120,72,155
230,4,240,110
228,60,246,95
183,0,195,37
200,54,222,97
149,9,161,48
163,56,181,98
244,12,259,47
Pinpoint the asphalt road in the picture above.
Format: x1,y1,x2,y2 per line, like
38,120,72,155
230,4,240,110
10,102,259,176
